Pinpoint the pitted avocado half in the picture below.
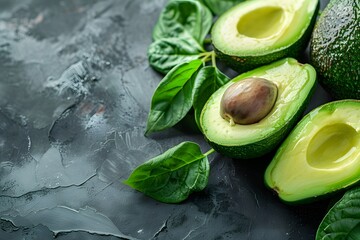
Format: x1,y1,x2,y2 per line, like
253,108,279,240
200,58,316,159
212,0,319,72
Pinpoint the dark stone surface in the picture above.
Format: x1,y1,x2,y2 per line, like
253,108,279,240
0,0,334,239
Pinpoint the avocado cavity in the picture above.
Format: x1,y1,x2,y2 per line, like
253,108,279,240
236,7,285,39
306,123,358,169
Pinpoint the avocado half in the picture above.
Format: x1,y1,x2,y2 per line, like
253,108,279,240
212,0,319,72
265,100,360,203
200,58,316,159
310,0,360,99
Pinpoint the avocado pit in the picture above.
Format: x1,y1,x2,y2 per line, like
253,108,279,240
220,77,278,125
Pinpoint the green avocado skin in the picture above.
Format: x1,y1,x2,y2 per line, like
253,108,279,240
214,3,319,73
206,81,316,159
310,0,360,99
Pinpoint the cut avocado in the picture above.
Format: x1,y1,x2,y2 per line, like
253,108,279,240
310,0,360,99
211,0,319,72
200,58,316,159
265,100,360,203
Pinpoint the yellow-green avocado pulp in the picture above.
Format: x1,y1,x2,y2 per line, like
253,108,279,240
265,100,360,203
211,0,319,72
200,58,316,159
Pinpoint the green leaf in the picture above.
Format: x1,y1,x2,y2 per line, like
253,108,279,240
316,187,360,240
152,0,212,45
148,36,204,74
146,59,203,134
192,66,230,130
201,0,246,15
124,141,210,203
347,223,360,240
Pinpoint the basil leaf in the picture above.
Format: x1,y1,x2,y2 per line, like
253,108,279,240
202,0,246,15
148,36,204,74
124,141,210,203
153,0,212,45
146,59,203,135
316,187,360,240
192,66,230,130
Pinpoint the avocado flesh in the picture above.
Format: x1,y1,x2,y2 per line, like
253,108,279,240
265,100,360,203
200,58,316,159
310,0,360,99
212,0,319,72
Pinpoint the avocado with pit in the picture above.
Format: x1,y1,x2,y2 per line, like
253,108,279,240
211,0,319,72
310,0,360,99
265,100,360,203
200,58,316,159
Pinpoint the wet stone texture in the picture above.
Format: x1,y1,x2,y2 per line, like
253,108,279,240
1,0,332,240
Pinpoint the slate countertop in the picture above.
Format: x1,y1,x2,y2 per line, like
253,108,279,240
0,0,334,239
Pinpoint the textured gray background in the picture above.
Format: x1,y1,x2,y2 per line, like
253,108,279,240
0,0,333,239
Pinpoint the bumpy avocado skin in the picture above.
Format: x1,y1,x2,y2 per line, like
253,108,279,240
214,3,319,73
310,0,360,99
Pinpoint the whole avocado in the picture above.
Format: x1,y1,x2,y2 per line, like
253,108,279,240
310,0,360,99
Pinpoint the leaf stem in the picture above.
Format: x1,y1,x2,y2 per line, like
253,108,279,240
204,148,215,157
211,51,217,68
199,51,212,63
203,38,212,45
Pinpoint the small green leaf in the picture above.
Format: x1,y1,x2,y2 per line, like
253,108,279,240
192,66,230,130
201,0,246,15
316,187,360,240
146,59,203,134
124,141,210,203
152,0,212,45
148,36,204,74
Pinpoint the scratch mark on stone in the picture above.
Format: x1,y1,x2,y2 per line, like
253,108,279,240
0,173,97,199
124,0,133,11
182,198,218,240
2,206,139,240
181,216,206,240
247,220,253,239
151,216,169,239
56,230,134,240
253,191,260,208
93,2,115,19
